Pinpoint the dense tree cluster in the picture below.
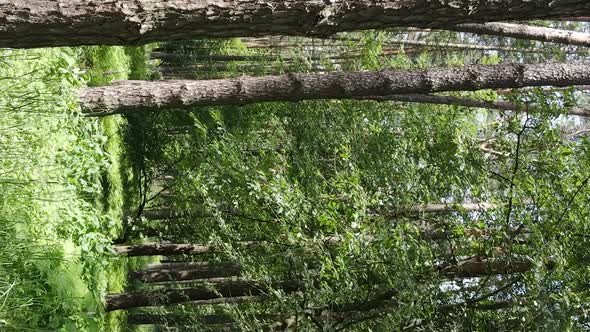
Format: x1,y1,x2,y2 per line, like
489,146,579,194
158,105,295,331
1,1,590,331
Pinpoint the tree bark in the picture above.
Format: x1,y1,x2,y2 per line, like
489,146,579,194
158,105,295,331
141,208,183,220
143,261,219,271
105,280,299,311
438,256,539,278
152,53,272,63
113,243,215,256
407,202,498,214
3,1,590,48
450,22,590,47
113,242,256,257
357,93,590,117
127,313,279,326
129,263,241,283
81,63,590,115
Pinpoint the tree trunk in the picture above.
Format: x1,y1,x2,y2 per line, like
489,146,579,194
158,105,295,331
113,242,256,257
450,22,590,47
127,313,279,326
113,243,215,256
153,53,272,63
141,208,184,220
438,256,548,278
3,1,589,48
407,202,498,214
357,93,590,117
129,263,241,283
335,38,551,53
81,63,590,115
143,261,219,270
105,280,299,311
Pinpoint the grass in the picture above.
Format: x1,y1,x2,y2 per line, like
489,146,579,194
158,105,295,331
0,44,152,331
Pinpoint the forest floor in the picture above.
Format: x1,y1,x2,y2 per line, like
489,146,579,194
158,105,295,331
0,45,153,331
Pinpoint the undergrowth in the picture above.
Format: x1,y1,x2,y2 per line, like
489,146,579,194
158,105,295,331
0,44,151,331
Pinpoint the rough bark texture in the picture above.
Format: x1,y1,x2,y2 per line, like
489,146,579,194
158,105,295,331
113,243,215,256
358,94,590,117
112,242,256,257
129,263,241,283
105,280,299,311
439,257,536,277
2,1,590,48
127,313,278,326
451,22,590,47
128,313,233,325
408,202,497,213
81,63,590,115
143,261,218,271
141,208,183,220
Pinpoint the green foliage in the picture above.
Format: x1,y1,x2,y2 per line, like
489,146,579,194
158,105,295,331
0,45,143,331
122,32,590,331
5,23,590,332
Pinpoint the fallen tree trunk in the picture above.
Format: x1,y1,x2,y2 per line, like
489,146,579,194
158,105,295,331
81,63,590,115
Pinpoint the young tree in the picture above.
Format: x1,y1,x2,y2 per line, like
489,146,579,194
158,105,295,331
129,262,241,283
106,279,299,311
81,62,590,115
450,22,590,47
357,94,590,117
2,1,590,48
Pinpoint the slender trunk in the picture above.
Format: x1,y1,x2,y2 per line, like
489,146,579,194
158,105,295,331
141,208,185,220
3,1,589,48
407,202,497,214
113,243,215,256
189,295,263,306
358,93,590,117
143,261,219,271
496,85,590,95
81,63,590,115
153,53,272,63
335,38,551,53
450,22,590,47
129,263,241,283
113,242,256,257
105,280,299,311
555,16,590,22
127,313,278,326
438,256,548,278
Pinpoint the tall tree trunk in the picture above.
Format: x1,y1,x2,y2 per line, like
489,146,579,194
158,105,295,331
334,38,552,53
450,22,590,47
81,63,590,115
113,243,216,256
439,257,538,278
153,53,272,63
127,313,279,326
2,1,590,48
141,208,184,220
105,280,299,311
407,202,498,214
129,262,241,283
143,261,220,271
113,242,256,257
357,94,590,117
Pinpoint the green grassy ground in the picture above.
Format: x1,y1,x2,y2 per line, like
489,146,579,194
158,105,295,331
0,45,151,331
